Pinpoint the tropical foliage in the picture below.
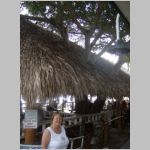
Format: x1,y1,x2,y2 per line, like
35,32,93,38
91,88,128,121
20,1,130,61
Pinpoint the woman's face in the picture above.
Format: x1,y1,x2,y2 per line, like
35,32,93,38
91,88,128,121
52,114,62,127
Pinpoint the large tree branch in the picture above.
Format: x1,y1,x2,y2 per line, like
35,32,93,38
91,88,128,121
73,19,87,35
88,2,103,35
86,2,103,37
90,30,103,49
20,14,57,27
68,31,83,35
98,36,115,56
21,14,68,42
56,5,69,42
71,2,104,53
94,2,103,28
85,36,91,52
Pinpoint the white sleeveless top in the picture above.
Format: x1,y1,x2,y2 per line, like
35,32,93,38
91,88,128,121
46,125,69,149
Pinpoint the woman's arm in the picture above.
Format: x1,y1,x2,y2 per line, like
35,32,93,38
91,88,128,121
41,129,51,149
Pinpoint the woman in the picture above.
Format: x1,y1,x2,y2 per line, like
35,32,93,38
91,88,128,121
41,111,69,149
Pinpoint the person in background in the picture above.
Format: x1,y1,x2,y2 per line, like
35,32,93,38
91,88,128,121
41,111,69,149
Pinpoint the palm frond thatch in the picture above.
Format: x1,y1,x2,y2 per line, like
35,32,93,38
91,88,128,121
20,16,130,106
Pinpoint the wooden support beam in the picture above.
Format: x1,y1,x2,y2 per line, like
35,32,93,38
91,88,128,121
119,104,122,131
103,123,109,147
24,129,36,144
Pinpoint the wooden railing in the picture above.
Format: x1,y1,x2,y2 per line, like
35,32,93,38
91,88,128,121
21,110,113,140
38,112,103,131
70,136,84,149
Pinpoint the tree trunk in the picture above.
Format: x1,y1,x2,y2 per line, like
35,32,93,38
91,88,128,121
85,35,91,57
85,35,90,53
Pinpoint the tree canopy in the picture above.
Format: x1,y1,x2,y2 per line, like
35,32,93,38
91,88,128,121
20,1,130,70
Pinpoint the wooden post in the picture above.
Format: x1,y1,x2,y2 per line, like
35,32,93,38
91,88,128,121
24,128,36,144
103,123,109,147
117,99,122,133
80,124,85,136
101,113,109,148
103,111,109,148
24,100,37,145
80,117,85,136
121,109,125,129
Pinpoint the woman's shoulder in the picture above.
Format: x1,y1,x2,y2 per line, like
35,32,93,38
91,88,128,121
43,128,51,137
46,127,53,134
45,127,50,132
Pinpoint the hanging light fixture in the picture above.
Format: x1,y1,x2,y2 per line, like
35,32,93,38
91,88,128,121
108,13,130,55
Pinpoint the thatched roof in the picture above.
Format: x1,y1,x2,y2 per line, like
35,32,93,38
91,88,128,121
20,16,130,106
